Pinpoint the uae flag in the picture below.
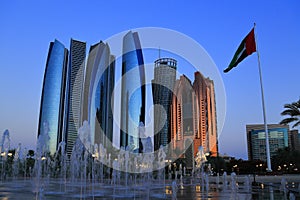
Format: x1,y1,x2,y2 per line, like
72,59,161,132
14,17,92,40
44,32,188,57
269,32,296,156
224,28,256,73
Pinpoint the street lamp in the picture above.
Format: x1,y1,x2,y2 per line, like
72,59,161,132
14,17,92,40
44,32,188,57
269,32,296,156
278,166,281,171
258,163,263,173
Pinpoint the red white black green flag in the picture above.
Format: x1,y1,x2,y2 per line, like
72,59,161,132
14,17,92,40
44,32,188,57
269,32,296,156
224,28,256,73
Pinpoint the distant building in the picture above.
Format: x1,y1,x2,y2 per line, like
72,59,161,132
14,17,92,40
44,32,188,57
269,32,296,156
120,31,146,152
289,129,300,152
38,40,68,154
152,58,177,151
246,124,289,161
218,153,235,163
65,39,86,156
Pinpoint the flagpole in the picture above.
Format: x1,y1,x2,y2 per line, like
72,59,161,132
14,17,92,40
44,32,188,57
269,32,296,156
254,23,272,172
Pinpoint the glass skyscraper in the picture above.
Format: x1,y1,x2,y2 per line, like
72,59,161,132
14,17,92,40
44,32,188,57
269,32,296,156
65,39,86,156
38,39,68,154
120,31,145,152
152,58,177,151
246,124,289,161
82,41,115,147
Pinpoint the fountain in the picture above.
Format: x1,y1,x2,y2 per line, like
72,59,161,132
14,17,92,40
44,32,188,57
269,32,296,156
32,121,51,198
290,192,296,200
172,180,177,200
223,171,228,189
194,146,207,176
157,145,166,181
12,143,22,179
0,125,299,199
168,163,172,180
244,175,251,193
230,172,238,191
0,129,10,180
193,146,210,194
0,129,10,155
280,177,287,194
216,173,220,189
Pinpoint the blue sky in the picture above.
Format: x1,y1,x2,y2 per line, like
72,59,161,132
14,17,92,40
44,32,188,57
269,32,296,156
0,1,299,159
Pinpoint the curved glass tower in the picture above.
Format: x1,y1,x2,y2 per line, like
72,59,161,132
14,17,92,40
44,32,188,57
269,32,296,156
38,40,68,154
120,31,145,152
152,58,177,151
82,41,115,147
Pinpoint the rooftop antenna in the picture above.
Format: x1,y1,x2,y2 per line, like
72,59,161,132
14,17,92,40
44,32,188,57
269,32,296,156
158,46,161,59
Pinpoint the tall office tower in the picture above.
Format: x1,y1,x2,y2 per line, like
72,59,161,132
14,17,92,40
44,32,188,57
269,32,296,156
170,75,198,169
289,129,300,151
95,53,115,147
82,41,115,147
205,78,218,157
65,39,86,156
246,124,289,161
38,40,68,154
192,72,218,156
193,72,208,153
120,31,146,152
105,54,115,147
170,71,218,163
152,58,177,151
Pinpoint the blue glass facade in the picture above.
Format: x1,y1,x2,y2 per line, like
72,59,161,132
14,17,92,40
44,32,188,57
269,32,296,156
96,54,115,147
84,42,115,147
249,127,289,161
83,42,107,144
38,40,68,154
120,31,145,152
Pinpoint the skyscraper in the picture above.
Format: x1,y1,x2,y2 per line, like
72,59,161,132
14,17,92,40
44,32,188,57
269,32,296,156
203,77,218,157
193,72,208,153
65,39,86,156
171,75,198,169
82,41,115,147
120,31,145,152
170,71,218,165
193,72,218,156
101,54,115,147
152,58,177,151
38,40,68,154
289,129,300,152
246,124,289,161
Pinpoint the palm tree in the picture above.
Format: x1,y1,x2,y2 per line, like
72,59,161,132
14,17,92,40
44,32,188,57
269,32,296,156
279,98,300,128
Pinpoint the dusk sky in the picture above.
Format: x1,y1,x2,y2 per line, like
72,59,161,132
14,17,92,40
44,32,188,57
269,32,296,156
0,1,299,159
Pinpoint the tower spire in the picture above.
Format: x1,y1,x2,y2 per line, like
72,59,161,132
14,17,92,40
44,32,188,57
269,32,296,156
158,46,161,59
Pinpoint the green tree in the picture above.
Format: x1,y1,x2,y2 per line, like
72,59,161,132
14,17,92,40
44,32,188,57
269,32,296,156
272,147,300,174
25,149,35,176
279,98,300,128
207,156,226,174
